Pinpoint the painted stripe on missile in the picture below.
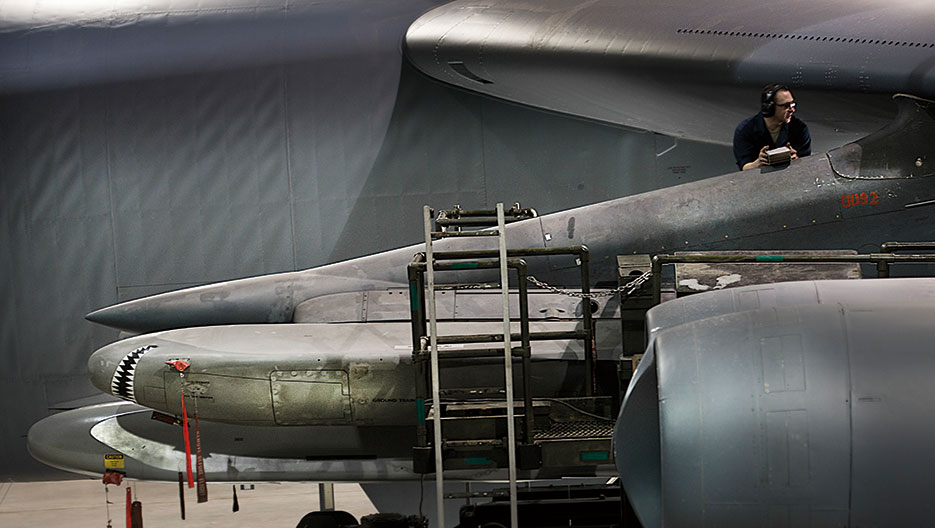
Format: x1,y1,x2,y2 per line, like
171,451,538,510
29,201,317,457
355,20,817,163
580,451,610,462
465,457,491,465
756,256,783,262
416,398,426,425
450,262,478,269
409,284,419,311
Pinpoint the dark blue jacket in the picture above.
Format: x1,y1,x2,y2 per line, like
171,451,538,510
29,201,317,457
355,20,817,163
733,114,811,170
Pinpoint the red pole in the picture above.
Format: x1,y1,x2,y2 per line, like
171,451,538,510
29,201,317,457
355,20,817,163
125,486,132,528
181,392,194,488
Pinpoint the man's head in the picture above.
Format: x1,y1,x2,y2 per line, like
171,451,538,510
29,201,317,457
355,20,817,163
760,84,796,122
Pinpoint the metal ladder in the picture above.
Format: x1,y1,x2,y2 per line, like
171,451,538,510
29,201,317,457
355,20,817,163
409,204,599,527
422,203,523,528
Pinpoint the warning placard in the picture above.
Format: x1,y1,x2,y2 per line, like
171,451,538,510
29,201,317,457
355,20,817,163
104,454,125,469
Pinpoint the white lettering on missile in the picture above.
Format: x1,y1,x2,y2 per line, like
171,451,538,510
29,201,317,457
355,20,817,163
678,274,742,291
714,274,742,289
678,279,710,291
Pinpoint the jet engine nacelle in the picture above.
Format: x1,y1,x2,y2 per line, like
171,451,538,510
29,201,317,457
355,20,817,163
616,301,935,527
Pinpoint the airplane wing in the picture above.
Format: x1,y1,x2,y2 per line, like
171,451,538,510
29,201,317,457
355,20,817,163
405,0,935,149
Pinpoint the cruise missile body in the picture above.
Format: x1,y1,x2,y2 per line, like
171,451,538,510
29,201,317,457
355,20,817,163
36,310,624,481
88,320,619,427
28,401,425,482
35,288,626,481
87,95,935,335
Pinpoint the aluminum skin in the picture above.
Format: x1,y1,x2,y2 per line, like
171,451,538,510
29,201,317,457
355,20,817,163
88,95,935,335
617,294,935,527
8,0,935,485
86,320,618,426
618,278,935,526
27,401,426,482
644,277,935,342
405,0,935,149
32,293,625,481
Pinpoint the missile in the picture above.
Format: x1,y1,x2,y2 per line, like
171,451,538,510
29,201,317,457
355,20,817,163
86,95,935,335
27,401,421,482
89,320,621,426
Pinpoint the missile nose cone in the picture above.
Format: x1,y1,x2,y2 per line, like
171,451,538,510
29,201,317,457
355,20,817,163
85,304,139,333
86,294,188,334
27,402,104,474
28,402,137,476
26,409,66,469
89,340,158,402
85,274,297,333
88,341,124,398
27,409,77,472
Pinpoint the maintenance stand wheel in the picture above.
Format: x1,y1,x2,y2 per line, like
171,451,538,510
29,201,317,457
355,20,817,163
296,510,359,528
360,513,427,527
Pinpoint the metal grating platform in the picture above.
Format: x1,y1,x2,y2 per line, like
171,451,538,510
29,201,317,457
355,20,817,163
534,421,614,440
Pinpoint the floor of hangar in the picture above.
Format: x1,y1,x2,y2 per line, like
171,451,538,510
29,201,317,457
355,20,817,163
0,480,377,528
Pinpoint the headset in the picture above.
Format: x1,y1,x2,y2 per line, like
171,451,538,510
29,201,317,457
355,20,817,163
760,84,789,117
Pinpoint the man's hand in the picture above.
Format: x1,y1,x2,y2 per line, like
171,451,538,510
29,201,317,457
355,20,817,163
742,145,770,170
786,142,798,160
757,145,770,165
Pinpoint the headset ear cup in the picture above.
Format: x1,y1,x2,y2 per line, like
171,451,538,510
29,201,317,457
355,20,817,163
762,101,775,117
761,89,775,117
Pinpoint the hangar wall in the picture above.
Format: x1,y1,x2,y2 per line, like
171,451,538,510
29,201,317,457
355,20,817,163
0,34,733,480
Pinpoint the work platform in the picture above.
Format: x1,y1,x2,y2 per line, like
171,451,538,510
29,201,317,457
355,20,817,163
402,207,935,528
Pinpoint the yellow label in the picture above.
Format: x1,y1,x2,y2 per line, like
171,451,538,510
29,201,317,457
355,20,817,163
104,454,125,469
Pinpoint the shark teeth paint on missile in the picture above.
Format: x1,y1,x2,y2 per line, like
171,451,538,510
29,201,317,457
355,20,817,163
109,345,157,402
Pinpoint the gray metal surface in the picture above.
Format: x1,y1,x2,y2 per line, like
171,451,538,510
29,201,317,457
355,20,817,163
28,393,621,483
293,288,619,323
645,277,935,342
88,95,935,336
0,0,732,480
672,250,861,294
86,320,618,426
27,401,420,482
617,302,935,527
405,0,935,149
8,0,935,487
619,278,935,526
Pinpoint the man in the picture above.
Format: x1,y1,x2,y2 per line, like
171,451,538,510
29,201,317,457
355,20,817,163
733,84,811,170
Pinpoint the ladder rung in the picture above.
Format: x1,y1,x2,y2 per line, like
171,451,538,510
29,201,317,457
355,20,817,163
421,203,526,527
440,400,547,413
443,491,510,500
434,347,526,359
432,230,500,238
442,439,504,448
434,331,586,345
434,283,500,290
414,347,523,360
436,216,520,226
439,388,505,397
436,334,516,345
425,404,534,419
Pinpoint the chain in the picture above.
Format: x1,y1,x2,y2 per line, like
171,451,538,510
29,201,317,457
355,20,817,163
526,269,652,299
